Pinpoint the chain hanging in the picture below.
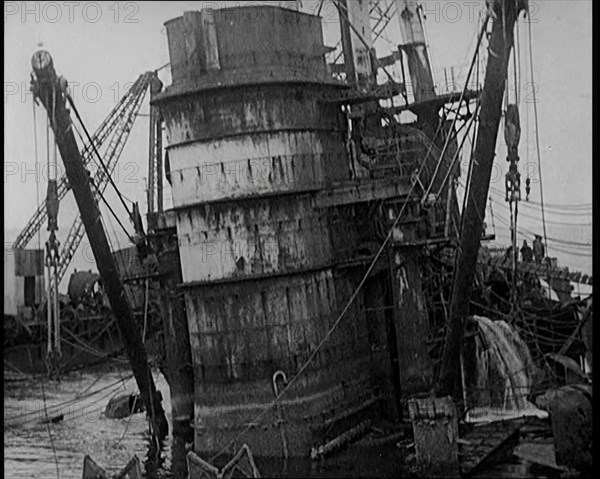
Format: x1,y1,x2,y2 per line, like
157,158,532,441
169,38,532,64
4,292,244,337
43,84,62,375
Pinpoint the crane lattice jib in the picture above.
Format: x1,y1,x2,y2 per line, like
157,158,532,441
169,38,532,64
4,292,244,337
54,74,152,283
13,72,153,250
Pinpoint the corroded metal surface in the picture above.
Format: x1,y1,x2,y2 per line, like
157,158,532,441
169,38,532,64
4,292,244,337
157,85,346,143
185,268,385,457
66,270,101,304
186,270,367,384
176,197,337,283
167,133,347,206
389,248,434,393
162,6,340,94
156,5,408,459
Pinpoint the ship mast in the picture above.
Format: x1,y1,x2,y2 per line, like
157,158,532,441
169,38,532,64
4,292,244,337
395,0,436,103
436,0,527,396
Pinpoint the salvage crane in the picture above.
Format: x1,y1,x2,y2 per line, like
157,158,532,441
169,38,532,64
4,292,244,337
30,50,168,439
437,0,529,396
16,70,157,286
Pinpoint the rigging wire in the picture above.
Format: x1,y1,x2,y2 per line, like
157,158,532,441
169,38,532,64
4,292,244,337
526,12,548,255
493,218,592,250
515,5,522,98
494,216,592,257
6,374,134,426
40,378,60,478
142,279,150,343
99,193,137,246
98,204,134,291
488,186,592,213
489,194,592,227
524,24,531,201
460,8,486,88
45,113,53,357
67,96,134,219
114,395,139,448
422,14,489,201
69,119,137,246
69,107,139,207
436,103,480,204
526,200,592,210
32,100,42,248
511,2,520,105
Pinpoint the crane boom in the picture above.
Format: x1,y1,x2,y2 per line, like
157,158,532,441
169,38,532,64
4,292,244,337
436,0,527,396
31,50,168,439
14,72,153,251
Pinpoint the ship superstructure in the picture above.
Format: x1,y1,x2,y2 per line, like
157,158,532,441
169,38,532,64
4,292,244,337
148,3,466,459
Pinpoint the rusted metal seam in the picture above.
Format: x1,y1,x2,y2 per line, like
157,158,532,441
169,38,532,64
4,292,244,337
170,152,344,174
176,262,339,289
170,188,323,210
164,128,347,149
152,79,347,103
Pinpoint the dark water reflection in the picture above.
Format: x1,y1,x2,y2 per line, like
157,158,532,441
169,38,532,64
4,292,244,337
4,367,567,478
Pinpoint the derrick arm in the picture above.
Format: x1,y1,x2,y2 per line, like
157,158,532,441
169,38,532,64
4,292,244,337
436,0,527,396
30,50,168,439
14,72,150,250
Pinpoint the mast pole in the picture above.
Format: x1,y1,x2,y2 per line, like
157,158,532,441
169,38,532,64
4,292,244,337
31,50,168,439
436,0,526,397
395,0,436,102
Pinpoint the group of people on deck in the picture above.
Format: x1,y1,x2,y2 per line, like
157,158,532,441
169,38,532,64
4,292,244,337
520,235,545,264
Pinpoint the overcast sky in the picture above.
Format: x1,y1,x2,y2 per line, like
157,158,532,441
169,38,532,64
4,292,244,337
4,0,592,288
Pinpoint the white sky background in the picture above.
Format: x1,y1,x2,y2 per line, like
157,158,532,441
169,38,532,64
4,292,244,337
4,0,593,291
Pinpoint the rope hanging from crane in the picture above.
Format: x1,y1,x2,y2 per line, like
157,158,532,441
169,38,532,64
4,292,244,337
42,81,62,374
499,0,530,314
526,6,548,256
28,66,157,377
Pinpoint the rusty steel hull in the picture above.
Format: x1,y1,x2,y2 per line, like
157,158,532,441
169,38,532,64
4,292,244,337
155,5,398,458
160,87,391,456
185,269,387,457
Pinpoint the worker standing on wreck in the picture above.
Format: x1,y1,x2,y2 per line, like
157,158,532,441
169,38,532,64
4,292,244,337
533,235,545,264
520,240,533,263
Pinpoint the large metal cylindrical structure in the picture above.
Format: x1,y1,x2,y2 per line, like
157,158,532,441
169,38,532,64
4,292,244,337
155,6,390,457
